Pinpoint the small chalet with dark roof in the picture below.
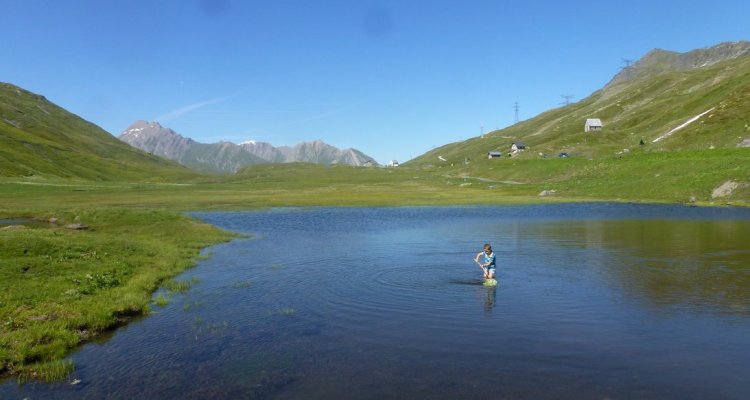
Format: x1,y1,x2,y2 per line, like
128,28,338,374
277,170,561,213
511,141,526,154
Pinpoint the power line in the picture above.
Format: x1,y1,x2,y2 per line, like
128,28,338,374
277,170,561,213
560,95,574,107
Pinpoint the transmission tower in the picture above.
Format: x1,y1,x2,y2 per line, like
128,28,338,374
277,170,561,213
621,58,634,69
560,95,574,106
513,102,519,124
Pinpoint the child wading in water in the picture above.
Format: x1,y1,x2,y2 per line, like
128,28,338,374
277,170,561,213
474,243,496,280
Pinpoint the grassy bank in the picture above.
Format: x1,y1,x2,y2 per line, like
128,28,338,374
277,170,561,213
411,148,750,206
0,209,234,381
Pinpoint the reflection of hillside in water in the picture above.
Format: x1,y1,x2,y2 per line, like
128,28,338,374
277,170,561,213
523,219,750,314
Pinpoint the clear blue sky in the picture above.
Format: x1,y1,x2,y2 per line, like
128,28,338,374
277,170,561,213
2,0,748,163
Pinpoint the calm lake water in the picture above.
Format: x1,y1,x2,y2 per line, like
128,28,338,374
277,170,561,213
3,204,750,399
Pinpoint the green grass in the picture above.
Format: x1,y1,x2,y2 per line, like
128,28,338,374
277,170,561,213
0,209,234,380
409,148,750,205
1,150,747,214
0,164,544,211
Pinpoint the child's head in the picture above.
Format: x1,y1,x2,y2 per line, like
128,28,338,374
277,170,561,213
484,243,492,253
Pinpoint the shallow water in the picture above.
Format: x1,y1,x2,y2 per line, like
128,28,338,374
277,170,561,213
3,203,750,399
0,218,43,227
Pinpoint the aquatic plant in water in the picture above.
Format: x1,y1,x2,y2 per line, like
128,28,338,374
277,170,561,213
16,360,74,384
230,279,252,289
182,300,205,311
162,277,200,293
153,295,171,307
280,308,296,316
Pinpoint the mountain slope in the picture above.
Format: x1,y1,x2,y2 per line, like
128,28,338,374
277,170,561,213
409,41,750,165
120,121,379,173
0,83,197,181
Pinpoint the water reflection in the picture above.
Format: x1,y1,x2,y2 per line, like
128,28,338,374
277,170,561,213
525,219,750,314
483,286,497,313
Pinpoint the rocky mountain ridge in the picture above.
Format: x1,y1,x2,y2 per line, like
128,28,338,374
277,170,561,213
607,40,750,87
119,121,378,173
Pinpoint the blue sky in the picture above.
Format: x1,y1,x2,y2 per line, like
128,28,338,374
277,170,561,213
2,0,748,163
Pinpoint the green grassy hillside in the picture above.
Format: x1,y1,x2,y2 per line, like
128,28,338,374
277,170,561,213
0,83,199,181
415,148,749,205
409,54,750,164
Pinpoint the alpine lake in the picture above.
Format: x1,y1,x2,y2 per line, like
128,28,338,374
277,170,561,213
2,203,750,399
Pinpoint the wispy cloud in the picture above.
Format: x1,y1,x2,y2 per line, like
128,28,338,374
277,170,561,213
154,95,232,122
239,97,369,135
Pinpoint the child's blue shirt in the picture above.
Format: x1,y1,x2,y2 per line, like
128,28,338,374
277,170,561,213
483,252,496,269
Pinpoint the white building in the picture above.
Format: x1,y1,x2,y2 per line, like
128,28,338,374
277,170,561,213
510,141,526,154
585,118,603,132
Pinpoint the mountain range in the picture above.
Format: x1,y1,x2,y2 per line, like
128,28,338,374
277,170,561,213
119,121,378,173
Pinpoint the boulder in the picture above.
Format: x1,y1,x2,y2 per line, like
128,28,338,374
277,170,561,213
711,181,739,199
539,190,557,197
65,223,89,230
